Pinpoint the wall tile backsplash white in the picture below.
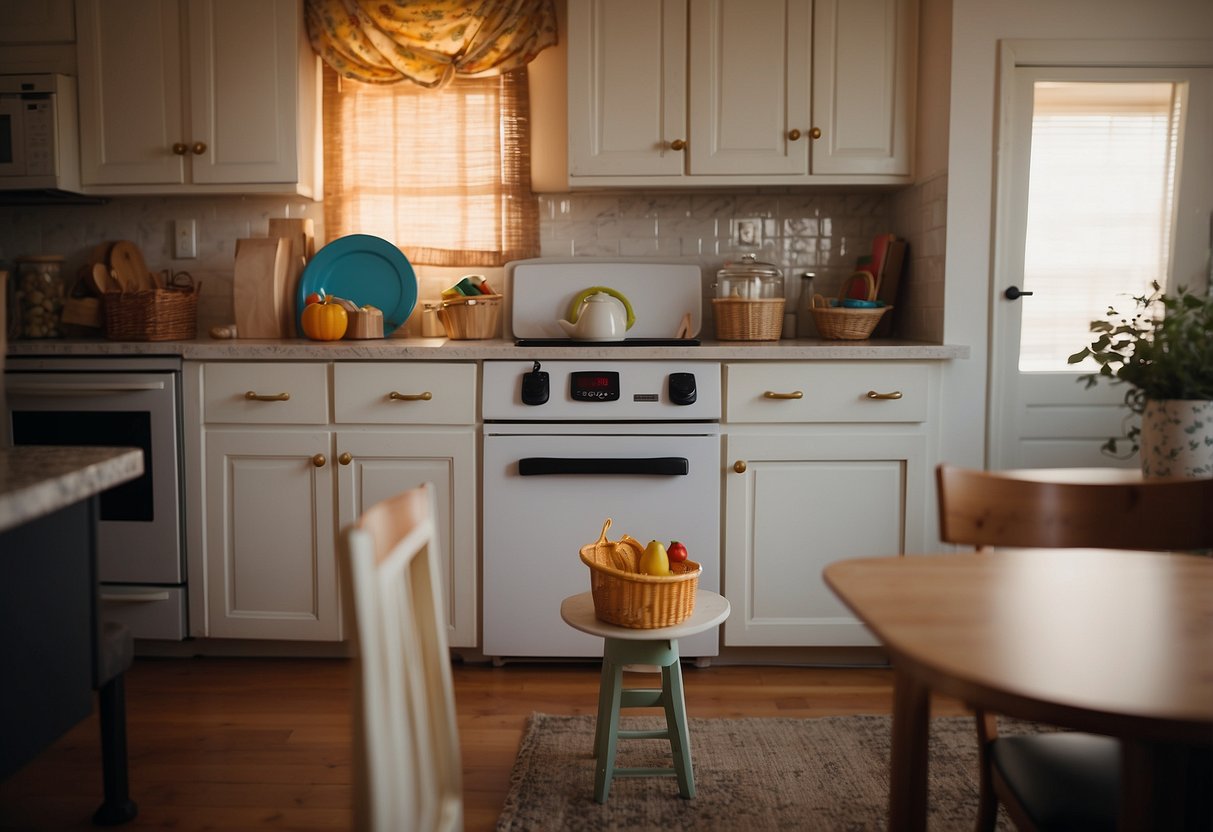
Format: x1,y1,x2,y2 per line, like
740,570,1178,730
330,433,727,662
2,184,944,342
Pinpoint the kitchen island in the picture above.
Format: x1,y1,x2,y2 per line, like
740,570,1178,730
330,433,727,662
0,445,143,779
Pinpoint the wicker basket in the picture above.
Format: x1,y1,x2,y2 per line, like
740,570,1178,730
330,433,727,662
439,293,502,340
810,272,890,340
579,520,700,628
712,297,785,341
103,272,199,341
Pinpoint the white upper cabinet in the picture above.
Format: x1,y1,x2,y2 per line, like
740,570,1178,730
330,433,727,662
75,0,319,195
567,0,916,186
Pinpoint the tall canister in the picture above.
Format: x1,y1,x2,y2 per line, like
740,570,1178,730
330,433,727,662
14,255,67,338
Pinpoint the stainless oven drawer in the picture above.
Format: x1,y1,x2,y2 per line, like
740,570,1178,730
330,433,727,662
100,585,187,641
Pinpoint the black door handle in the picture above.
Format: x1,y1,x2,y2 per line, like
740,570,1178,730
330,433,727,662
518,457,689,476
1004,286,1034,300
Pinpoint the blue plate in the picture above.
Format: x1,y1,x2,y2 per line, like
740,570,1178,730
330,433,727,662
297,234,417,336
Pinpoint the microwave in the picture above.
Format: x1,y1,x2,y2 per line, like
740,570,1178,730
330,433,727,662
0,73,81,192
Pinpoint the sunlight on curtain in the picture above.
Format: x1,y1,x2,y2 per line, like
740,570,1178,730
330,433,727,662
1020,81,1181,372
322,67,539,267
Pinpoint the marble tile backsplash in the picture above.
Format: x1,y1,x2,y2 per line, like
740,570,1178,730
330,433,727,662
2,185,944,341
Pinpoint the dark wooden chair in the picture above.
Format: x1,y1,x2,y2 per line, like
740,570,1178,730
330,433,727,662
935,464,1213,832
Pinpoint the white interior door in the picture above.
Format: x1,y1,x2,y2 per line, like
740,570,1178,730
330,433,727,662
989,56,1213,470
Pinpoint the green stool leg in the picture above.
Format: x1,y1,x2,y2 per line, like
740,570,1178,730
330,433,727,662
662,658,695,798
591,637,695,803
593,658,624,803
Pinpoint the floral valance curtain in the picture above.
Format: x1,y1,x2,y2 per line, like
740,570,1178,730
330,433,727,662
305,0,557,88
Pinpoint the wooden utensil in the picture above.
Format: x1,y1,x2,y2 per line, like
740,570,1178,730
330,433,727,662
675,312,692,339
109,241,153,291
91,262,117,294
268,218,315,337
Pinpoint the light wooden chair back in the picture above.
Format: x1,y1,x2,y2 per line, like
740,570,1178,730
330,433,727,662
341,483,462,832
936,464,1213,551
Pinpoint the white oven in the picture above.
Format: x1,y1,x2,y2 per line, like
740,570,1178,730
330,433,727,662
4,356,187,639
482,360,722,659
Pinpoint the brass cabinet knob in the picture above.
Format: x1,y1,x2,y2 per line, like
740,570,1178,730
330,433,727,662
311,453,326,467
245,391,290,401
763,390,804,400
809,127,822,140
733,460,747,474
338,452,353,465
172,142,188,155
866,390,903,400
788,128,802,141
191,141,207,155
388,391,433,401
669,139,687,151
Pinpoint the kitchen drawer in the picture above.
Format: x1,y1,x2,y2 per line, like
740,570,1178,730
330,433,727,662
334,362,477,425
203,362,329,424
725,362,929,423
100,585,188,641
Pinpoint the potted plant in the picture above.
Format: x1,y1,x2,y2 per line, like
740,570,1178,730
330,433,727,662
1068,281,1213,477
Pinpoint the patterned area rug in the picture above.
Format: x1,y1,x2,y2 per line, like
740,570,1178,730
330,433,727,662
496,713,1036,831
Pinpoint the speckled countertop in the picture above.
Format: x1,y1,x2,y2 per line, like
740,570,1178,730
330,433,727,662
0,446,144,534
6,337,969,361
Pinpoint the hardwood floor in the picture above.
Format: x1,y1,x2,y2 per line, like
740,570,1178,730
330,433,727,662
0,656,968,831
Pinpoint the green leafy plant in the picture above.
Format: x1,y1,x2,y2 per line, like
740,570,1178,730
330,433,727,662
1067,282,1213,454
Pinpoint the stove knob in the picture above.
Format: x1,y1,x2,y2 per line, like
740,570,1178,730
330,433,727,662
521,368,550,406
668,372,697,406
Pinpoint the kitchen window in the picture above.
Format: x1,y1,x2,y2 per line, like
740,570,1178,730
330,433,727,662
321,67,540,267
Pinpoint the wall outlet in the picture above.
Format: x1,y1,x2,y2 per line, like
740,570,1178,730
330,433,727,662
174,219,197,259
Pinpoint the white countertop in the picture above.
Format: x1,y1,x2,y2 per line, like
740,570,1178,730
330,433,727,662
0,446,145,534
6,337,969,361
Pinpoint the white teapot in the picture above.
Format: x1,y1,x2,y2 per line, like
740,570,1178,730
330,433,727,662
557,288,634,340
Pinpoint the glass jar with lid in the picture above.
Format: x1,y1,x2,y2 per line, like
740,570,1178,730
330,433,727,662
715,253,784,299
14,255,67,339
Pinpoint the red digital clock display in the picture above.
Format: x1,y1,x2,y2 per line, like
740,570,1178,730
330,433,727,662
570,371,620,402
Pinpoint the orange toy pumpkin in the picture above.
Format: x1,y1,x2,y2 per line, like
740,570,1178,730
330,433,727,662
301,299,348,340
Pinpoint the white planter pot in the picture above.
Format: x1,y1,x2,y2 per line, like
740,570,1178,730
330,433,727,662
1140,399,1213,479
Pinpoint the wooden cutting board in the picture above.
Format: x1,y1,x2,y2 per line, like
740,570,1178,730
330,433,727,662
268,218,315,337
233,238,291,338
109,240,154,291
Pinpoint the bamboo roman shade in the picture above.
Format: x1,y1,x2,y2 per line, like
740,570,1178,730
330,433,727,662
307,0,554,267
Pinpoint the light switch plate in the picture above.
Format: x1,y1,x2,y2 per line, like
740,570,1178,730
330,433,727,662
174,219,197,259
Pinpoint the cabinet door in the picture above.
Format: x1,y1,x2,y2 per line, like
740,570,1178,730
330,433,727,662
688,0,810,175
723,431,927,646
567,0,687,177
76,0,185,185
186,0,301,184
204,429,339,640
811,0,916,176
336,431,477,648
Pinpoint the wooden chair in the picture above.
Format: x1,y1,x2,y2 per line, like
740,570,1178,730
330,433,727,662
340,483,462,832
935,464,1213,832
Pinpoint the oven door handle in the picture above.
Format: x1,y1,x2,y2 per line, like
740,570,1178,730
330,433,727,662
7,381,167,395
518,457,689,476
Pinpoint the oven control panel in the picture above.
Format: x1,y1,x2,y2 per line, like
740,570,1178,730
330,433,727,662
483,360,721,421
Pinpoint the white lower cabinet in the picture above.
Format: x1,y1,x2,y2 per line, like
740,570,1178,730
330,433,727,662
195,361,477,645
722,362,935,646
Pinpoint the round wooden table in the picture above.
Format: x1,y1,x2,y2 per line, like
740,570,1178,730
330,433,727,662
825,548,1213,831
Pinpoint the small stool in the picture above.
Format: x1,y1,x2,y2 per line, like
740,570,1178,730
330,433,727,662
560,590,730,803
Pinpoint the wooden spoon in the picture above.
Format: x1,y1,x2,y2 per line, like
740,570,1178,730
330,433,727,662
91,262,117,294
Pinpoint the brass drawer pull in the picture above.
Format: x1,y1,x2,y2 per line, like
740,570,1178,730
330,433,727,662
763,390,804,400
866,390,903,400
733,460,747,474
809,127,822,139
338,452,353,465
669,138,687,151
788,128,802,141
388,391,433,401
245,391,290,402
311,453,326,467
172,142,188,155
